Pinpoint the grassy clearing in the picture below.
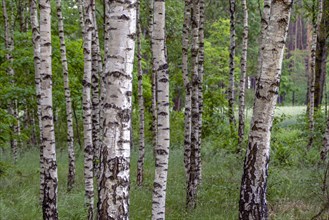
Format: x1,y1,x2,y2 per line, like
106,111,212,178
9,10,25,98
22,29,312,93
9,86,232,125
1,106,327,219
0,146,325,219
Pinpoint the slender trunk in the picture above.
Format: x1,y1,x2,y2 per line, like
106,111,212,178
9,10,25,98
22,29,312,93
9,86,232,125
228,0,236,134
91,1,101,180
136,0,145,186
187,0,200,210
239,1,293,219
97,1,136,219
238,0,249,151
315,0,329,108
151,0,170,218
2,0,18,164
39,0,58,218
55,0,76,192
197,0,204,184
82,0,94,218
308,0,323,149
182,0,192,183
150,0,157,159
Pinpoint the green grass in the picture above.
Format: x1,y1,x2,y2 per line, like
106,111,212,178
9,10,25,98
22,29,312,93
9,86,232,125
0,106,328,219
0,146,325,219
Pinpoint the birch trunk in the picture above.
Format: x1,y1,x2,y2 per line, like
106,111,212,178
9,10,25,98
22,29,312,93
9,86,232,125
187,0,200,210
30,0,44,203
97,0,136,219
308,0,323,149
39,0,58,218
237,0,249,150
91,1,101,180
151,0,170,218
82,0,94,218
239,0,293,219
182,0,192,183
150,0,157,159
228,0,236,134
136,0,145,186
197,0,205,184
55,0,76,192
2,0,18,164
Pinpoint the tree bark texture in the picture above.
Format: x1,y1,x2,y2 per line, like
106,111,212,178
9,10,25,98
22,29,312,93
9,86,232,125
151,0,170,219
308,0,323,149
182,0,192,185
136,0,145,186
228,0,236,134
239,1,293,219
197,0,204,184
91,0,101,181
82,0,95,218
30,0,44,203
97,0,136,219
39,0,59,218
238,0,249,150
314,0,329,108
187,0,200,210
55,0,76,192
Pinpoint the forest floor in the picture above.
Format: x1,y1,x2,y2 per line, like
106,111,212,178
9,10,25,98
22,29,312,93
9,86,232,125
1,106,328,220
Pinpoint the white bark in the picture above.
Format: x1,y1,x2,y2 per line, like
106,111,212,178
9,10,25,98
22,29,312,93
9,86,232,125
97,0,136,219
238,0,249,150
182,0,192,183
55,0,76,192
39,0,58,218
151,0,170,218
239,0,293,219
82,0,94,218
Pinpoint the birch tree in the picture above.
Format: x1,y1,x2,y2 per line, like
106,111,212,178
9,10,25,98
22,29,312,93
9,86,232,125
151,0,170,218
239,0,293,219
82,0,94,218
187,0,200,210
39,0,58,218
136,0,145,186
228,0,236,134
182,0,192,183
30,0,44,203
97,0,136,218
55,0,76,192
308,0,323,149
237,0,249,150
91,0,102,180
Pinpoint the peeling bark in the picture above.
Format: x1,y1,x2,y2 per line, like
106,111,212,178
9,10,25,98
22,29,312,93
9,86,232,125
97,0,136,219
239,0,293,219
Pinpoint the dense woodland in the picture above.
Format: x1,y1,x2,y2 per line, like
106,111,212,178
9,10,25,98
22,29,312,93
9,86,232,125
0,0,329,219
